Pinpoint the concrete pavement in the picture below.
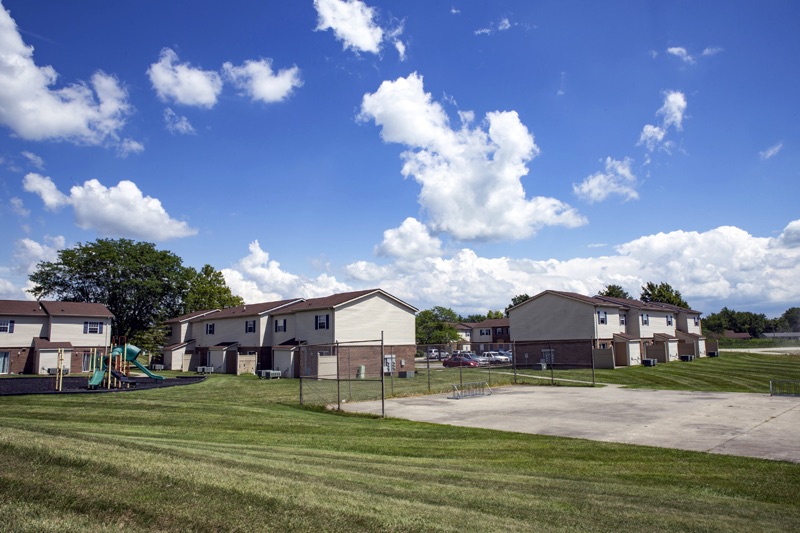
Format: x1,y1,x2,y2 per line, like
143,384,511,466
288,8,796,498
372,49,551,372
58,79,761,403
339,384,800,462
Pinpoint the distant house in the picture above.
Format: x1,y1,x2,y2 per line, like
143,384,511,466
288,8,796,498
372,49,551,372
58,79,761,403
724,330,752,340
508,290,705,368
762,332,800,340
470,318,511,353
162,289,418,377
0,300,113,375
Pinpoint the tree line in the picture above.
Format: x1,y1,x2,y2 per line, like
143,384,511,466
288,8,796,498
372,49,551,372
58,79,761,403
29,238,243,353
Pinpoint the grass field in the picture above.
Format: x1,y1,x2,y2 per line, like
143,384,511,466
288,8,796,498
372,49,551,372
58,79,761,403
1,352,799,531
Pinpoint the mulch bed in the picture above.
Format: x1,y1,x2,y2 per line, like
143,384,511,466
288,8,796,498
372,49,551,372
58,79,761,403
0,375,206,396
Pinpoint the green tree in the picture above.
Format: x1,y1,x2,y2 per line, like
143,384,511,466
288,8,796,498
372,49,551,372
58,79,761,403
487,310,504,319
464,313,486,323
415,307,461,345
505,294,530,316
597,284,632,299
640,282,689,308
781,307,800,332
29,239,193,339
184,264,243,313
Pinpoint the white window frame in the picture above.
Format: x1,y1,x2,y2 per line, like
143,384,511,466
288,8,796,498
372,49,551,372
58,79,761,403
597,311,607,325
315,314,329,330
0,319,14,333
0,351,9,374
620,314,626,326
84,321,103,334
693,316,699,327
206,323,215,335
641,314,649,326
666,315,673,326
245,320,256,333
479,328,490,336
274,318,286,332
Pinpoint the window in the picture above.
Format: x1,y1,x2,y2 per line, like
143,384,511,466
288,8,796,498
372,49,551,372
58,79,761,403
83,321,103,334
666,315,673,326
479,328,490,336
0,320,14,333
166,326,173,338
315,314,329,330
597,311,607,325
693,316,700,327
247,351,257,355
496,327,503,335
245,320,256,333
206,323,215,335
641,314,649,326
0,351,9,374
620,314,626,326
274,318,286,332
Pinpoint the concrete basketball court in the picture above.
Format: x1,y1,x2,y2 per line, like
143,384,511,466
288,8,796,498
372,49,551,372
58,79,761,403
340,384,800,463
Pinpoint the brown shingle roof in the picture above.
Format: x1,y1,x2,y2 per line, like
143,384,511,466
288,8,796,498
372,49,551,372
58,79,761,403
165,309,219,324
0,300,47,316
191,299,303,321
276,289,417,314
39,301,113,318
472,318,509,328
32,338,73,350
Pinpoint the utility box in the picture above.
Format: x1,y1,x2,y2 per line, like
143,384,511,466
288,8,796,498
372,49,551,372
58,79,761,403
398,371,414,378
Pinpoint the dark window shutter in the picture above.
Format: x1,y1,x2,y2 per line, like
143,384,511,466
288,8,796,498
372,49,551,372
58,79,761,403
83,322,88,334
8,320,14,333
98,322,103,334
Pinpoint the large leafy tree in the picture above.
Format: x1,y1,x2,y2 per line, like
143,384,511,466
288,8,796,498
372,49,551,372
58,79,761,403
29,239,193,339
639,281,689,308
781,307,800,332
597,284,632,299
416,307,461,345
184,264,244,313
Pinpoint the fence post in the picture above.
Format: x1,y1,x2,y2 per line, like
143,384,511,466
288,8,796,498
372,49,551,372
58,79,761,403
380,331,385,418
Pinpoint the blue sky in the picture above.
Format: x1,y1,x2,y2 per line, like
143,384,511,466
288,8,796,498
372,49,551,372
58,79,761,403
1,0,799,318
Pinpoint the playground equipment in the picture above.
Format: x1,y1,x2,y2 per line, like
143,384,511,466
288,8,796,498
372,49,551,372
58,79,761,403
87,343,164,390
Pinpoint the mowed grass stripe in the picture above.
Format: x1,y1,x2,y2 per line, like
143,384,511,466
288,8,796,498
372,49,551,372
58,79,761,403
1,352,799,531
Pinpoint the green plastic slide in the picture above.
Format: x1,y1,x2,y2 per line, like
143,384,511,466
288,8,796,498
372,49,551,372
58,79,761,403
110,344,165,380
88,368,104,387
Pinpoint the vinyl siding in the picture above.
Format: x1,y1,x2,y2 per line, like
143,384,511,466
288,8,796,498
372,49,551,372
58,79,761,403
270,314,296,346
636,311,676,338
510,293,596,341
48,317,110,347
0,316,46,347
335,293,415,345
196,317,259,347
295,310,334,346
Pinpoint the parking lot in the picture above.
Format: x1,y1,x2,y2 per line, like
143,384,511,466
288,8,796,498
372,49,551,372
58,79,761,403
340,384,800,463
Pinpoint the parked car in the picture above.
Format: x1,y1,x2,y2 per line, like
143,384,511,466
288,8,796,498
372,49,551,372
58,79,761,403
442,356,480,368
484,351,510,364
461,352,488,366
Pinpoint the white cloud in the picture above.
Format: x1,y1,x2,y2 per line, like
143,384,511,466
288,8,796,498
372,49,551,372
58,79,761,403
375,217,442,258
222,59,302,104
451,6,461,15
498,18,511,31
22,172,69,210
164,108,195,135
573,157,638,203
359,72,585,241
313,0,384,54
702,47,723,57
21,151,44,169
9,197,29,217
117,138,144,158
0,4,132,146
776,219,800,248
221,240,350,303
759,141,783,160
667,46,694,64
658,91,687,130
12,235,64,275
639,91,687,153
394,39,407,61
23,173,197,240
147,48,223,108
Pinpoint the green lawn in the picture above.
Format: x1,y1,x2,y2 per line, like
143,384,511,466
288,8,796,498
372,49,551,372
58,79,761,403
1,366,799,532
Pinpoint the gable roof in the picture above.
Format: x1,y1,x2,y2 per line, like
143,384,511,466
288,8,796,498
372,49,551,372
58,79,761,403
472,318,509,328
165,309,220,324
39,301,113,318
593,295,671,313
277,289,417,314
0,300,47,317
190,299,302,321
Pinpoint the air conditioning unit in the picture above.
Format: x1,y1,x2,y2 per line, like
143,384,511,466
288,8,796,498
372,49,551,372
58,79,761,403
642,359,657,367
